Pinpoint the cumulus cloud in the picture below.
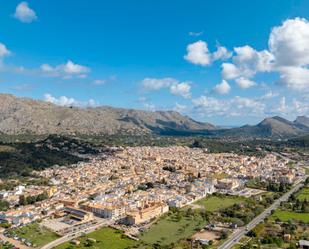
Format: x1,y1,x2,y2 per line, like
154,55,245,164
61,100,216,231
269,18,309,67
228,45,274,79
184,41,232,66
141,77,191,98
0,43,11,57
142,77,178,90
213,80,231,94
44,93,98,108
277,66,309,91
261,90,279,99
217,18,309,91
14,2,37,23
221,63,240,80
267,18,309,90
40,60,90,79
192,95,265,117
184,40,211,66
235,77,256,89
213,46,232,61
170,82,191,98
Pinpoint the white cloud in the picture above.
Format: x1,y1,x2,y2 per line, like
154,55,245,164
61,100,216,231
267,18,309,90
0,43,11,57
173,103,187,113
184,40,211,66
235,77,256,89
44,93,98,108
192,95,265,117
220,45,274,83
141,77,177,90
189,31,204,37
212,46,232,61
232,45,274,75
192,96,228,116
40,64,54,72
213,80,231,94
261,90,279,99
170,82,191,98
92,75,116,86
14,2,37,23
269,18,309,67
184,41,232,66
40,60,90,79
277,66,309,91
63,61,89,74
93,79,106,85
141,77,191,98
221,63,240,80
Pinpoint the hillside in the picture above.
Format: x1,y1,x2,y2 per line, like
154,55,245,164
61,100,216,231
294,116,309,131
0,94,215,136
218,116,309,138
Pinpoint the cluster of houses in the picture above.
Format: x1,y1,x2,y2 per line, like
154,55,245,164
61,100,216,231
0,146,305,228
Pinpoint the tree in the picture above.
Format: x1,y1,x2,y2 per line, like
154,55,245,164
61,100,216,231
19,195,27,206
220,230,228,240
0,200,10,211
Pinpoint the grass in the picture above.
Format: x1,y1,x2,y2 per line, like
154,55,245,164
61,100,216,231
10,222,59,247
139,212,206,246
195,195,245,212
271,210,309,223
55,227,138,249
296,187,309,201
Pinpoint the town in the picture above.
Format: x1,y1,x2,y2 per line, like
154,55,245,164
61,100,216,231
1,146,308,249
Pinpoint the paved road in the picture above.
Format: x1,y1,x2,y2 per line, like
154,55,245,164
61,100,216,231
218,177,306,249
41,219,113,249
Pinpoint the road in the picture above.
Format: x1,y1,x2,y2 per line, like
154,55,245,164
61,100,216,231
40,218,113,249
218,177,306,249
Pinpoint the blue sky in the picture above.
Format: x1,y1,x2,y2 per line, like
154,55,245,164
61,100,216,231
1,0,309,125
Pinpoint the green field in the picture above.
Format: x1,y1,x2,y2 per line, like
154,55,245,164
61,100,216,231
297,187,309,201
195,195,245,212
139,212,206,246
10,222,59,247
55,227,138,249
271,210,309,223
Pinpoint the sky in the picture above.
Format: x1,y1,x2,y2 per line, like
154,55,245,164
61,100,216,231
1,0,309,126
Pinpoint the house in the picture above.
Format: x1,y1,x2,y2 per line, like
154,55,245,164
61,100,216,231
125,202,169,225
63,206,94,222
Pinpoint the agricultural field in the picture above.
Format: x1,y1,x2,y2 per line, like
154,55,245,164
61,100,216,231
296,187,309,201
271,210,309,223
195,195,245,212
139,210,207,246
55,227,138,249
7,222,59,247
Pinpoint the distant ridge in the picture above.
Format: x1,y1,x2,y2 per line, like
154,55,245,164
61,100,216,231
0,94,215,135
0,94,308,138
219,116,309,138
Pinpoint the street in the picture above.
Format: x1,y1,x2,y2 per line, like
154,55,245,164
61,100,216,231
218,177,306,249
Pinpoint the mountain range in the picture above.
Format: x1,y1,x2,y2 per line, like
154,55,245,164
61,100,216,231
0,94,214,135
0,94,308,138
